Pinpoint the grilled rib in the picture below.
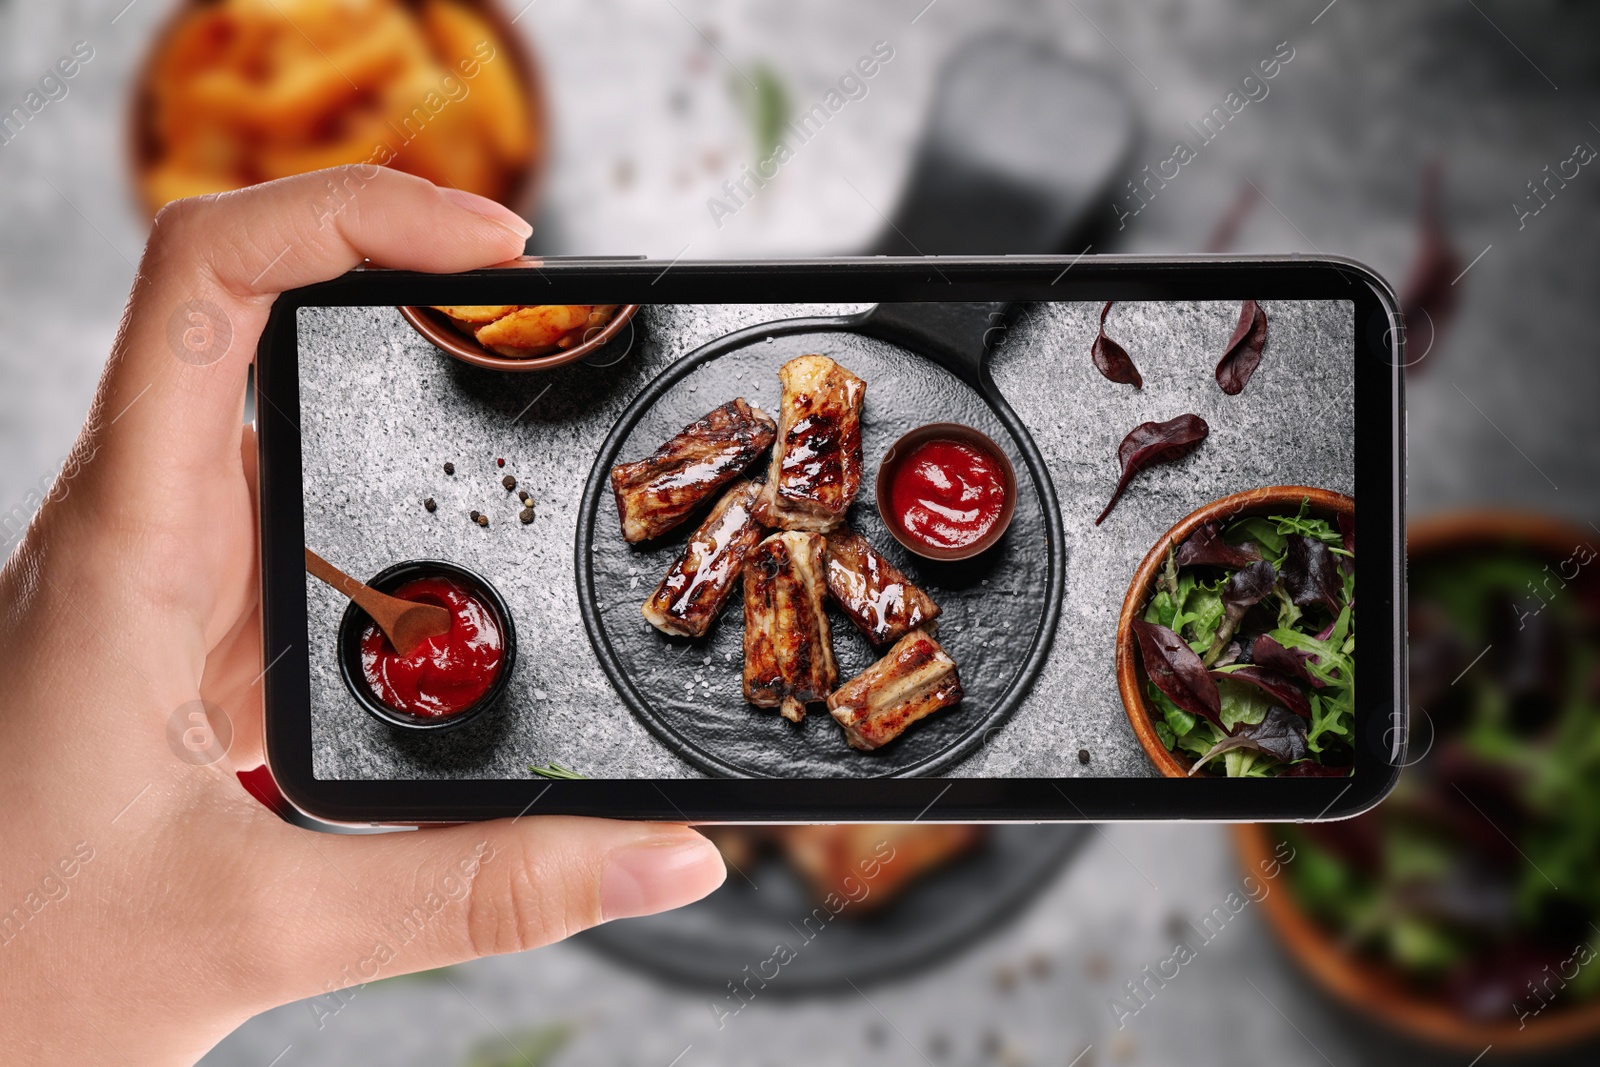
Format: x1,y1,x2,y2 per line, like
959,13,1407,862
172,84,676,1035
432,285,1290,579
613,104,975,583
827,630,963,750
823,527,942,647
743,532,837,722
777,824,984,911
641,479,766,637
753,355,865,532
610,398,776,542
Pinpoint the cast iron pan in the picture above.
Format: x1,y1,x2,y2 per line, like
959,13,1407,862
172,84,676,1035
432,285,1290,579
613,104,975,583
575,302,1066,778
578,824,1088,993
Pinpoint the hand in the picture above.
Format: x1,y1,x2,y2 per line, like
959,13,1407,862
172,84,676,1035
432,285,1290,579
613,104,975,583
0,167,725,1065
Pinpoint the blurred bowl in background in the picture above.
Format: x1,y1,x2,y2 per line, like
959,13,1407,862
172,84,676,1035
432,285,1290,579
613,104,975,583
128,0,545,218
1236,511,1600,1053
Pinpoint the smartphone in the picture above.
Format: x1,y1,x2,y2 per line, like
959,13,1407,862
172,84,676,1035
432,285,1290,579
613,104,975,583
257,255,1404,824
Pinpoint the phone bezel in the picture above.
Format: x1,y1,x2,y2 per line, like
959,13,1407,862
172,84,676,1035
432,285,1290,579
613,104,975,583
258,255,1405,824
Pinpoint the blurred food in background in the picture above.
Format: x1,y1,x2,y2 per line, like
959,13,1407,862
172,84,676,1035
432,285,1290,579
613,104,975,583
130,0,542,215
1238,513,1600,1051
706,824,984,912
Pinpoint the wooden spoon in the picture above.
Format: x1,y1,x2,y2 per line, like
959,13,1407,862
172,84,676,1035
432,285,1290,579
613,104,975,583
304,548,452,656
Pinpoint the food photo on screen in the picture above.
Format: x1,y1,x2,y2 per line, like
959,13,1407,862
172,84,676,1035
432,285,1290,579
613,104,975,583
293,297,1356,782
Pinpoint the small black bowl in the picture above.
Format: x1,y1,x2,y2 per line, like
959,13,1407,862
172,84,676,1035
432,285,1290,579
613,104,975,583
336,559,517,732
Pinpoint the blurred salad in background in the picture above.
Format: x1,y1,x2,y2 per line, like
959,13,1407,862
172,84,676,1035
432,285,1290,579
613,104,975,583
1284,521,1600,1021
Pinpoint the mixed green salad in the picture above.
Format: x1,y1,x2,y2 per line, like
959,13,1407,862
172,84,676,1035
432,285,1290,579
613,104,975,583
1283,535,1600,1020
1136,499,1355,777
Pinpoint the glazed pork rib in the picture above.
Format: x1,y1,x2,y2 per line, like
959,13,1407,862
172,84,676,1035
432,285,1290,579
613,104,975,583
827,630,963,751
753,356,865,532
610,398,776,542
641,479,766,637
823,527,941,647
743,532,837,722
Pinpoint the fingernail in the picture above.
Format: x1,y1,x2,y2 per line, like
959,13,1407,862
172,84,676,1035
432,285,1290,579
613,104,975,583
601,833,726,922
437,186,533,240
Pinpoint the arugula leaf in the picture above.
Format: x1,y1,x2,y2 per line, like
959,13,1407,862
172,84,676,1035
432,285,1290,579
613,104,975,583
1225,749,1279,777
1154,720,1176,749
1271,498,1344,546
1189,706,1309,776
1226,517,1287,559
1215,675,1274,731
1182,577,1225,649
1145,679,1195,740
1213,664,1311,718
1201,560,1277,664
530,762,588,780
1306,690,1353,753
1271,628,1350,688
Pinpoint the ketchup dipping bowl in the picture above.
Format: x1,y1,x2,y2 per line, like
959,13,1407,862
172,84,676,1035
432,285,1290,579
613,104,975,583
875,422,1018,562
336,560,517,732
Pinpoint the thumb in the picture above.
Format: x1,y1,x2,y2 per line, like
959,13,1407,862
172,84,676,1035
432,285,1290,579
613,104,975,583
253,815,724,1003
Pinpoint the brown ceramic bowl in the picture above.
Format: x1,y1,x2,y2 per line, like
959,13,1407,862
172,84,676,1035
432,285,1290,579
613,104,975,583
874,422,1017,562
128,0,547,220
1232,511,1600,1054
1115,485,1355,777
400,303,639,372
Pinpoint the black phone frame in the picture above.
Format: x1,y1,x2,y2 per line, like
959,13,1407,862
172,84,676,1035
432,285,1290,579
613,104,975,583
257,254,1405,825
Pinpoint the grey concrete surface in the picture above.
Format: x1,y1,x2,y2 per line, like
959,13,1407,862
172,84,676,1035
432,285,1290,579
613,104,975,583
300,300,1352,780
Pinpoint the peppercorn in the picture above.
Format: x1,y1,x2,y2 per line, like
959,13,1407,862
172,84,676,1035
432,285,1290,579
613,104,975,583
496,457,505,468
423,497,436,512
519,507,535,524
443,462,454,475
502,474,516,491
476,513,488,527
1078,748,1091,764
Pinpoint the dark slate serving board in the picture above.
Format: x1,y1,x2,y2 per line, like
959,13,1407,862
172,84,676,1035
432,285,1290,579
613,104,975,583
577,309,1063,778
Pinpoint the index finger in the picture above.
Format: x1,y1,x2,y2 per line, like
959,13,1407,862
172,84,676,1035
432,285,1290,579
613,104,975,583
92,167,531,482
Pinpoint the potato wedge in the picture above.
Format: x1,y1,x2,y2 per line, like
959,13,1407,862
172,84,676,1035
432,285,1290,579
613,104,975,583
474,306,593,351
431,306,519,323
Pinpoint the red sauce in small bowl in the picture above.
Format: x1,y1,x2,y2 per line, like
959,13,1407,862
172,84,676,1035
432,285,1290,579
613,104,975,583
888,438,1010,552
359,576,505,718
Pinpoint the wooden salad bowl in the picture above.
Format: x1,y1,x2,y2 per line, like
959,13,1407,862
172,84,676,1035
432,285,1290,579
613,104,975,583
1114,485,1355,777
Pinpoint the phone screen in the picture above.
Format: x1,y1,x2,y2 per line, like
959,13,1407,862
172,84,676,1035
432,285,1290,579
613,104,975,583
292,295,1358,788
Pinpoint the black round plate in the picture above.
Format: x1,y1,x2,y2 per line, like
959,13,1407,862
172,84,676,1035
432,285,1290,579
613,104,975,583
577,824,1089,993
576,315,1060,778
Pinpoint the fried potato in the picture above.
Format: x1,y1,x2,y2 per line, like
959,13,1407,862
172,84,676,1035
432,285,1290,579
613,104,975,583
430,306,519,323
384,67,498,193
137,0,538,213
422,0,533,165
252,109,395,181
474,305,594,352
237,0,391,50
